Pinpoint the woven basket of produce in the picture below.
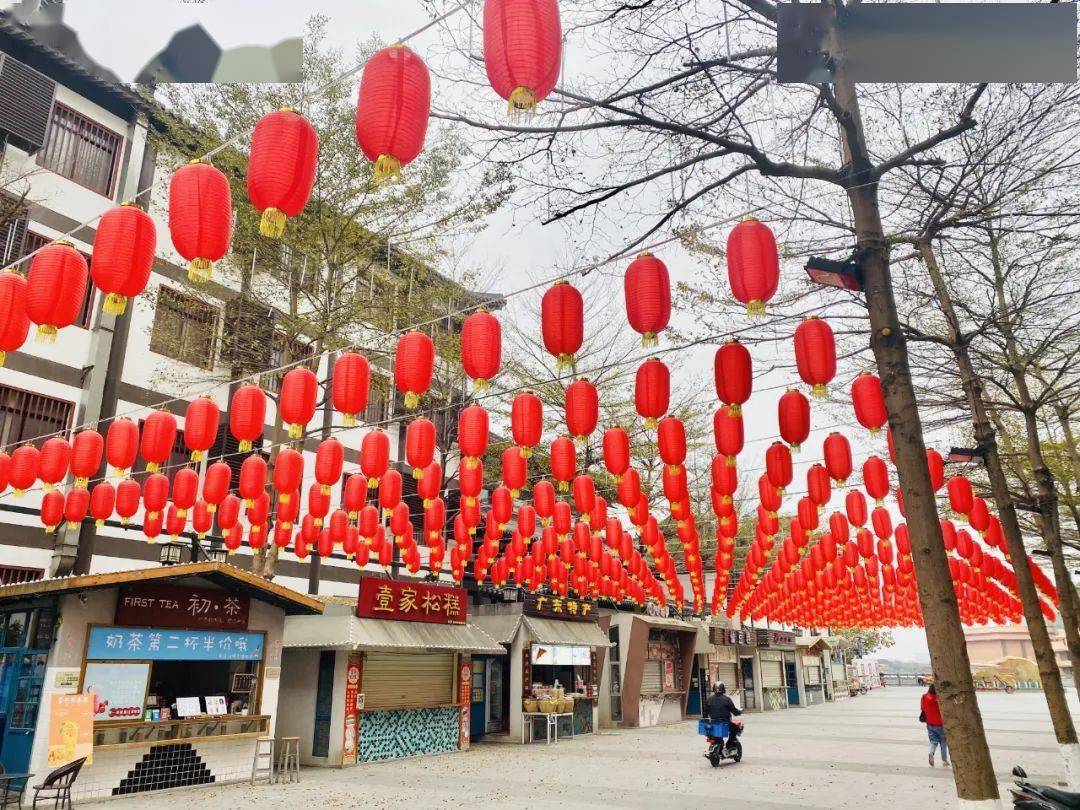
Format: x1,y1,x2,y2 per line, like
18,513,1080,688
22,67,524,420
523,699,539,713
538,699,558,714
558,698,574,713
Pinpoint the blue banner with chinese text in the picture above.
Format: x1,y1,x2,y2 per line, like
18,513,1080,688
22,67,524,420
86,626,264,661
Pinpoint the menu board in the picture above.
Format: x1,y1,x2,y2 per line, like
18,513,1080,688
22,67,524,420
81,662,149,721
175,697,202,717
205,696,227,716
531,644,591,666
48,694,93,766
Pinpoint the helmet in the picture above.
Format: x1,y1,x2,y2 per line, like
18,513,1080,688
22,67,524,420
714,683,726,695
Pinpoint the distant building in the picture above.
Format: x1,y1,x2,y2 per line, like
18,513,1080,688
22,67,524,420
964,624,1072,684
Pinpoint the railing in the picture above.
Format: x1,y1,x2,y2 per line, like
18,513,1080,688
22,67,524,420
93,714,271,750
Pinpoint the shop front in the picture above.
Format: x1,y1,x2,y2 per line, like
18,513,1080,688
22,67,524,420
473,594,610,744
708,625,756,711
0,562,321,803
755,629,801,711
797,637,833,705
611,612,698,728
280,577,503,765
826,636,851,698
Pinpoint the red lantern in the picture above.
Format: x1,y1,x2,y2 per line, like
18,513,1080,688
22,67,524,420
461,311,501,391
239,454,267,506
92,202,156,315
202,462,231,511
483,0,562,114
41,490,63,533
947,475,974,515
573,475,596,521
823,432,852,485
139,410,177,474
332,352,370,426
62,487,88,530
540,281,584,369
182,396,220,462
418,462,442,508
550,436,576,491
70,429,103,488
863,456,889,505
635,358,670,428
851,373,888,434
406,418,436,478
459,460,483,506
512,392,543,457
105,418,139,476
534,480,556,524
143,473,169,520
26,242,88,341
307,483,330,527
713,407,743,462
807,464,831,507
360,429,390,487
713,340,752,413
565,378,599,444
602,428,630,482
0,270,29,365
765,442,793,493
502,446,527,498
248,108,318,237
458,405,489,464
339,473,365,520
395,331,435,410
356,45,431,183
379,469,403,514
172,468,199,515
926,449,945,491
35,436,64,492
846,490,868,527
315,438,344,495
657,418,687,472
624,252,671,346
169,160,232,282
217,494,241,537
968,497,991,535
115,478,140,524
778,389,810,450
793,317,836,397
872,507,893,541
279,367,318,438
89,482,115,526
726,217,779,317
229,385,266,452
273,448,305,500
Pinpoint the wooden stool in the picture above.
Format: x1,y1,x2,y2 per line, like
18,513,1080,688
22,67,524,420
251,737,275,785
276,736,300,783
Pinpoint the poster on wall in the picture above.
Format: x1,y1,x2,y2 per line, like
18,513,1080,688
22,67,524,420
458,657,471,751
48,694,94,766
81,661,150,720
342,655,361,766
663,660,676,692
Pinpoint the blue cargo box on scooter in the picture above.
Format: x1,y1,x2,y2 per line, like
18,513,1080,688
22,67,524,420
698,720,729,738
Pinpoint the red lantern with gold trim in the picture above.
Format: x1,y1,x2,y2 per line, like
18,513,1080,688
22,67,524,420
713,407,743,462
726,217,779,317
540,281,583,369
139,410,177,474
657,417,687,472
169,160,232,282
26,242,87,342
565,378,598,445
851,373,888,435
501,446,527,498
0,269,29,366
70,429,103,489
106,418,139,477
862,456,889,505
778,389,810,450
405,418,436,478
461,311,501,392
793,317,836,397
247,108,318,237
90,481,115,526
624,252,670,346
483,0,562,114
822,432,852,485
550,436,576,492
92,202,156,314
332,352,370,426
279,367,318,439
355,45,431,183
602,428,630,482
511,392,543,457
714,340,752,413
395,331,435,410
635,358,669,428
202,462,231,512
229,385,266,453
183,396,220,461
360,429,390,487
273,449,304,501
458,405,489,465
765,441,793,493
315,438,344,495
115,478,140,524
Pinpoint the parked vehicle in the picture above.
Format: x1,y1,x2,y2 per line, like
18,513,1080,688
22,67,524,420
1011,764,1080,808
698,718,744,767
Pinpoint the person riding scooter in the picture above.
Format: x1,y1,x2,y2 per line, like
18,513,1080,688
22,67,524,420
705,683,742,754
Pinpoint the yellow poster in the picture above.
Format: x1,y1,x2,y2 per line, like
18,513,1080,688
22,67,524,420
48,694,93,767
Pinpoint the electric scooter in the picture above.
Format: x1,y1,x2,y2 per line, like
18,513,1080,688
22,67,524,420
698,718,744,767
1010,765,1080,808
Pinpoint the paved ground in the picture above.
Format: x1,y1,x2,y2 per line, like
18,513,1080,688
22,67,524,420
89,687,1076,809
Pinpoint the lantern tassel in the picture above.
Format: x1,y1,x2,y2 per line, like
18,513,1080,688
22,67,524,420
520,446,533,459
187,258,212,283
473,378,489,393
507,86,538,119
207,504,217,514
74,477,89,489
373,154,402,185
644,417,658,430
556,353,574,370
259,207,287,239
558,481,569,492
103,293,128,316
745,300,766,318
641,332,658,348
367,477,379,488
343,413,357,427
190,450,204,462
404,391,420,409
811,383,828,398
289,423,303,439
413,467,423,480
238,440,252,453
96,519,105,527
35,325,57,343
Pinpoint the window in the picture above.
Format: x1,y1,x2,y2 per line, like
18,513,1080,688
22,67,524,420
0,565,44,585
259,332,315,393
22,232,95,328
0,384,73,448
37,102,122,197
363,373,388,424
149,286,220,370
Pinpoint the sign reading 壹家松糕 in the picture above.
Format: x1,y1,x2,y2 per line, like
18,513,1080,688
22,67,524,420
86,626,265,661
523,592,597,622
356,578,467,624
115,584,250,630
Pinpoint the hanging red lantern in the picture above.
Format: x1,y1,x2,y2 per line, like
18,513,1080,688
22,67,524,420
602,428,630,482
726,217,779,317
139,410,177,474
406,418,436,478
565,378,598,445
541,281,584,369
332,352,370,426
573,475,596,521
483,0,562,114
230,385,266,453
765,442,793,493
0,269,29,365
458,405,489,465
863,456,890,505
115,478,140,524
616,469,640,509
277,489,300,526
968,497,991,535
713,407,743,462
307,483,331,527
822,432,852,485
356,45,431,183
143,473,169,520
274,521,294,549
360,429,390,488
851,373,888,434
846,490,868,527
105,418,139,477
778,389,810,450
635,358,670,428
314,438,344,495
511,392,543,457
793,317,836,397
947,475,974,515
926,449,945,492
169,160,232,282
182,396,220,462
339,473,365,520
533,480,556,524
273,448,304,501
395,331,435,410
461,311,501,392
379,469,403,514
713,340,752,413
247,108,318,237
502,446,527,498
550,436,576,491
91,202,157,315
657,417,687,473
89,482,115,526
279,367,318,438
172,467,199,516
239,454,267,507
27,242,89,344
217,494,241,537
40,490,63,533
70,429,103,489
63,488,88,530
459,459,483,506
872,507,893,542
807,464,831,507
202,462,231,512
418,462,442,508
37,437,69,492
623,252,671,346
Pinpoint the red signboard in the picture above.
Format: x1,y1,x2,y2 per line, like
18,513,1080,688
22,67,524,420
115,585,249,630
342,655,361,765
458,657,471,751
356,578,467,624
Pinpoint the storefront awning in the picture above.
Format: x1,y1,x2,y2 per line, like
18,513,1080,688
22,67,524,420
283,614,505,654
634,615,702,632
471,613,523,645
522,615,610,647
797,636,833,654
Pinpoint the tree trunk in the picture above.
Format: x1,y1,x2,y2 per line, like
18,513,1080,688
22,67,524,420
919,240,1079,784
829,50,999,802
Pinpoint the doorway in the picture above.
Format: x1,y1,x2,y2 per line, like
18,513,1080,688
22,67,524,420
739,657,755,710
486,657,506,733
784,657,800,706
0,606,53,774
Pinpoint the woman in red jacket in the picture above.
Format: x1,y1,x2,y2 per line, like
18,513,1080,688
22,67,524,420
921,684,949,766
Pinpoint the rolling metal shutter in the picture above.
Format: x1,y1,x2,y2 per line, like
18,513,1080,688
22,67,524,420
0,55,56,154
640,661,663,693
761,659,784,688
804,665,821,685
714,662,738,692
362,652,455,710
831,663,846,684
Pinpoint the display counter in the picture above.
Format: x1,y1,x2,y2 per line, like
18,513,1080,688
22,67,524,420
93,715,271,750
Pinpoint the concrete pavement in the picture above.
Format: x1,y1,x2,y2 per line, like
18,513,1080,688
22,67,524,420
86,687,1077,809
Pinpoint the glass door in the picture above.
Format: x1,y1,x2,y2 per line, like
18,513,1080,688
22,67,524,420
486,658,505,733
0,609,49,773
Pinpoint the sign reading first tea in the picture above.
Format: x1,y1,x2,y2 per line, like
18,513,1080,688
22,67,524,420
116,584,250,630
357,578,467,624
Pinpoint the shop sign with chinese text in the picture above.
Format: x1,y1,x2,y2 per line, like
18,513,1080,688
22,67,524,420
755,629,798,648
523,593,596,622
356,578,467,624
115,585,249,630
86,626,264,661
711,627,753,647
